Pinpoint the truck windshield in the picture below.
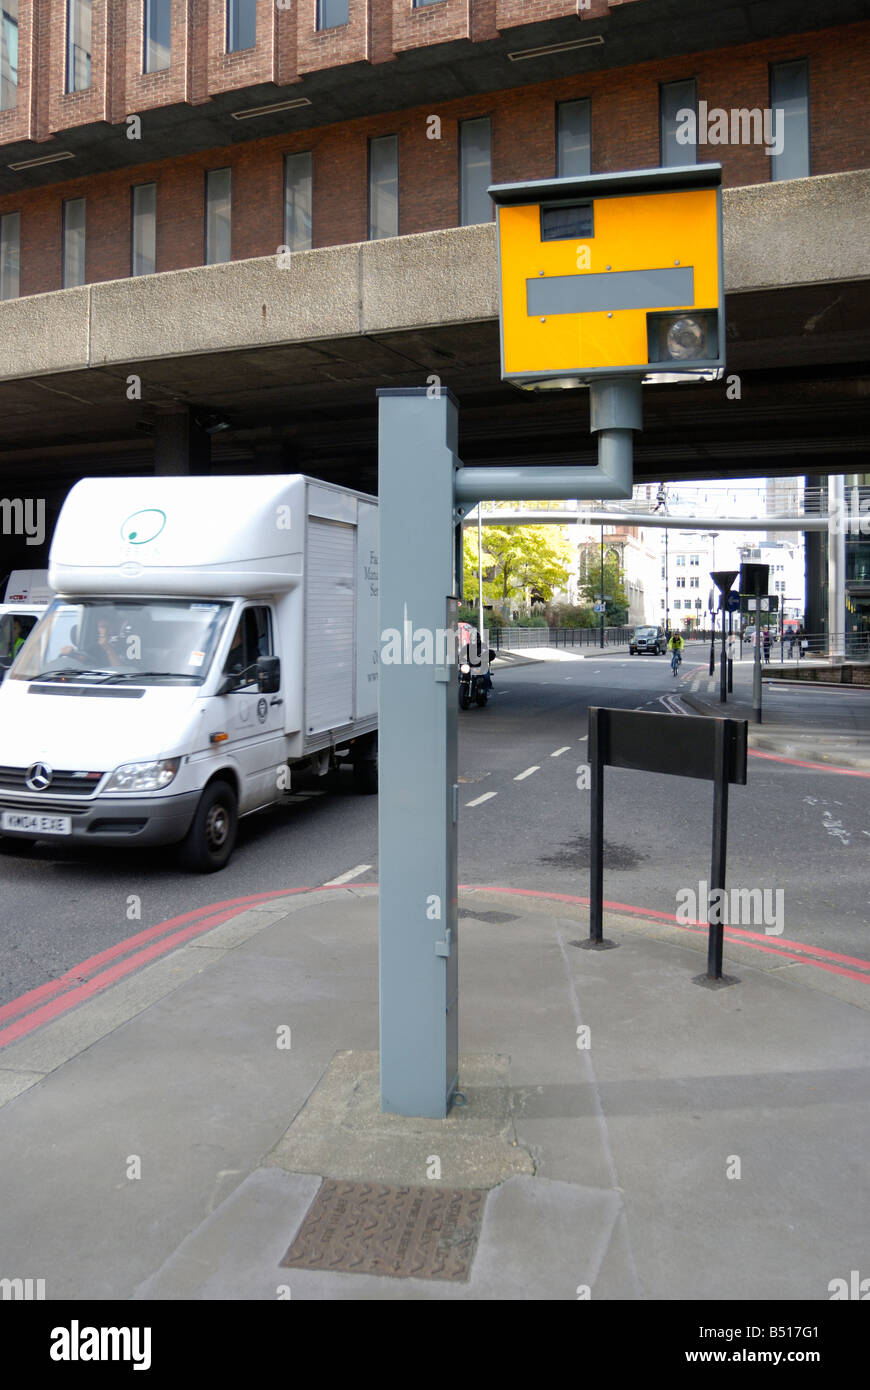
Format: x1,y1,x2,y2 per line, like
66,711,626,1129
9,599,232,685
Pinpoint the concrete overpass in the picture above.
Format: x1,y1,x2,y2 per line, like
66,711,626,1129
1,169,869,572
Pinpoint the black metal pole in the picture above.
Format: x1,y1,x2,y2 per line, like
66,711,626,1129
709,614,715,676
589,708,604,944
752,582,763,724
707,720,729,980
719,601,727,703
727,609,733,692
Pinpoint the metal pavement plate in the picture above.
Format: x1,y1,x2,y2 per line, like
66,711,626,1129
280,1180,485,1282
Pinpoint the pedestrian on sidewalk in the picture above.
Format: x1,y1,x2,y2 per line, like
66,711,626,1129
762,627,771,664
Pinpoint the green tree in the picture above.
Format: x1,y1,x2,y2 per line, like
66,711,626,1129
463,525,573,612
577,546,629,625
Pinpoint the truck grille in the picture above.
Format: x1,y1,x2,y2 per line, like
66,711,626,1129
0,767,105,796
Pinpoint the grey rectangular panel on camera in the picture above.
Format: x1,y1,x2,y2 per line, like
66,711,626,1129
526,266,694,317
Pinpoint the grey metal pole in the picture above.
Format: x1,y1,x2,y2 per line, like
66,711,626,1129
719,602,727,703
599,524,605,649
477,507,484,635
377,387,459,1118
828,474,846,663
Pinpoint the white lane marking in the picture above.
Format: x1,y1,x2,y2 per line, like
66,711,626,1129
658,694,690,716
551,747,571,757
466,791,498,807
322,863,373,886
577,735,588,742
514,766,540,780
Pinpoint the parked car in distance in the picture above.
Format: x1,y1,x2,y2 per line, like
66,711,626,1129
629,625,666,655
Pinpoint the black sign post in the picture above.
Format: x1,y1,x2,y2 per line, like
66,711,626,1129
724,589,740,692
586,707,748,984
740,563,770,725
710,571,738,706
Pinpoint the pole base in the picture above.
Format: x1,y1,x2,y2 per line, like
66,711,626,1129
692,972,740,989
576,937,620,951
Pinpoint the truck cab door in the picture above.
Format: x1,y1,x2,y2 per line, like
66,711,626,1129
219,605,286,810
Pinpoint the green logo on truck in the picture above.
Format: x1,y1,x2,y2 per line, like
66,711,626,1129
121,509,166,545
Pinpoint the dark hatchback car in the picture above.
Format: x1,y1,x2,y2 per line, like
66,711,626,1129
629,625,666,655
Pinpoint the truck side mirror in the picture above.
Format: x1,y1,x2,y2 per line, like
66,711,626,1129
257,655,280,694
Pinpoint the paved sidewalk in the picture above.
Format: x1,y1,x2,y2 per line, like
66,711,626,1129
0,885,867,1301
493,643,631,667
678,657,870,769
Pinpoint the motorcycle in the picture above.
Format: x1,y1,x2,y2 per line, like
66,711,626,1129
457,623,495,709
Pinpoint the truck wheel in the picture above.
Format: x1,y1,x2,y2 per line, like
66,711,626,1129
353,747,378,795
177,781,238,873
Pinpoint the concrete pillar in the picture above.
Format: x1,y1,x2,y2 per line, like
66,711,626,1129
153,405,210,476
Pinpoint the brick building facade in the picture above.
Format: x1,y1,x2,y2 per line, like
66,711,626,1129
0,2,867,297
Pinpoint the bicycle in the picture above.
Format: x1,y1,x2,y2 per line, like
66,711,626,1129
670,649,682,676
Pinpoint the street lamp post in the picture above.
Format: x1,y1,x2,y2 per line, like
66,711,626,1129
478,507,484,635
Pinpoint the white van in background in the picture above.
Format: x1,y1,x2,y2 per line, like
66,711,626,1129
0,570,55,680
0,476,379,871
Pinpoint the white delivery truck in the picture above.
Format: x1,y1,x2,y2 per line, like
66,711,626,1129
0,476,379,871
0,570,55,681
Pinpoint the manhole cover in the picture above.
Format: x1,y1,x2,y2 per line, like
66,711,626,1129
458,909,519,924
280,1180,485,1282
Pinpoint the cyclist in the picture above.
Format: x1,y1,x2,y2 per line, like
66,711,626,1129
668,629,685,675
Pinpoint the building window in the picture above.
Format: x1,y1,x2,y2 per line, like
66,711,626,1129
317,0,348,29
205,168,231,265
460,117,492,227
690,554,699,565
284,152,312,252
227,0,256,52
368,135,398,241
676,555,686,566
413,0,444,5
0,210,19,299
131,183,156,276
690,576,699,588
0,0,18,111
660,79,696,167
557,99,590,178
63,198,86,287
676,577,686,589
66,0,92,92
770,59,809,182
144,0,171,73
